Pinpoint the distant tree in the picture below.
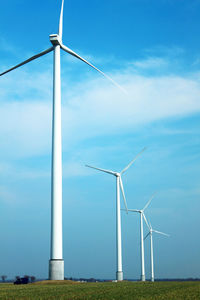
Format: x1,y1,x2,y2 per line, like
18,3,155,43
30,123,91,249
24,275,30,283
30,276,36,283
15,276,20,280
1,275,7,282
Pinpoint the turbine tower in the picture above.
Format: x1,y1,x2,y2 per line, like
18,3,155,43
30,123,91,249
144,222,169,282
86,148,146,281
0,0,125,280
123,193,156,281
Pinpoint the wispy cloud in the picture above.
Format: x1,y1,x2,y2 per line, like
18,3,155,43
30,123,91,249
0,100,51,158
130,57,168,69
143,45,185,57
0,162,50,180
0,185,16,203
62,161,89,178
62,49,117,66
0,37,20,57
0,55,200,160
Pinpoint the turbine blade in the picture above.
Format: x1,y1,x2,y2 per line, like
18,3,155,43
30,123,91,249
153,230,170,237
121,208,140,213
85,164,116,176
119,176,128,213
144,232,150,240
58,0,64,39
143,192,157,211
120,147,147,175
143,213,151,230
60,43,127,94
0,47,54,77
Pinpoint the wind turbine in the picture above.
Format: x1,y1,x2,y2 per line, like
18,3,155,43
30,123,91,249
85,147,146,281
144,221,169,282
123,193,156,281
0,1,126,280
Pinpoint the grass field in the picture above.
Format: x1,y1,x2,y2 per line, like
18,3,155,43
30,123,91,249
0,280,199,300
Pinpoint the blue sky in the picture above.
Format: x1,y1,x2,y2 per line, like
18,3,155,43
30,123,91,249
0,0,200,280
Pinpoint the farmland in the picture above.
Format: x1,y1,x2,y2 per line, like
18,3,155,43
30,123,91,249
0,281,199,300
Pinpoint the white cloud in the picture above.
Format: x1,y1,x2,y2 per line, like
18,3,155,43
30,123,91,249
0,162,50,180
0,101,51,158
0,37,20,57
0,185,16,203
0,58,200,159
62,161,89,178
131,57,168,69
143,45,185,57
62,48,117,66
61,72,200,146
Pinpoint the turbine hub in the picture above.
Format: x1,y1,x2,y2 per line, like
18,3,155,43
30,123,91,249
49,34,61,46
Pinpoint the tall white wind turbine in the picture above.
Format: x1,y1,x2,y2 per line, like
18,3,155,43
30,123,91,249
86,148,146,281
144,222,169,282
0,0,126,280
123,193,156,281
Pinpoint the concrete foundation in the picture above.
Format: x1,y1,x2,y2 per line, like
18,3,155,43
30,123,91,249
116,271,123,281
49,259,64,280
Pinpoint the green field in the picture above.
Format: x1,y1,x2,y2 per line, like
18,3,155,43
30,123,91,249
0,281,199,300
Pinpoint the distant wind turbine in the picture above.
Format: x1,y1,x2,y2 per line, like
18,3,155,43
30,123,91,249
144,221,169,282
122,193,156,281
86,147,146,281
0,0,126,280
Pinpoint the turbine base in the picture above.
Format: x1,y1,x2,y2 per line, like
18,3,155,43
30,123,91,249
141,274,145,281
49,259,64,280
116,271,123,281
151,277,154,282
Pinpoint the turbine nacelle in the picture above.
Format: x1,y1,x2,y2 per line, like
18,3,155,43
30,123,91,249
50,34,62,46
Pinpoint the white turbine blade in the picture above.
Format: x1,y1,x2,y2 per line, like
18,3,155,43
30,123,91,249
119,176,128,213
142,213,151,230
143,192,157,211
153,230,170,237
121,208,141,213
127,209,140,213
144,232,150,240
120,147,147,175
0,47,54,77
58,0,64,39
85,164,116,176
60,43,127,94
